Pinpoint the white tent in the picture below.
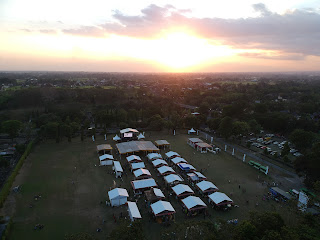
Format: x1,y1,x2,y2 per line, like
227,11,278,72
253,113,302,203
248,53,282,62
208,192,233,206
196,180,219,194
120,128,139,133
113,161,123,178
171,157,188,165
153,188,165,199
108,188,129,206
127,201,142,221
147,153,162,161
182,196,207,211
131,162,145,171
187,172,206,182
99,154,114,166
157,166,175,175
188,128,196,134
172,184,194,197
126,155,142,163
138,133,145,140
113,135,121,141
150,200,175,217
131,178,157,192
133,168,152,179
164,174,183,185
178,163,196,172
165,151,180,159
152,159,168,168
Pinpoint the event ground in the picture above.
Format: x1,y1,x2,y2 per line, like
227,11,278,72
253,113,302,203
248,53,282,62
0,131,301,239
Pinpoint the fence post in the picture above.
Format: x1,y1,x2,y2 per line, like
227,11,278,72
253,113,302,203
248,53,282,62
211,137,213,143
243,154,246,162
224,145,227,151
232,148,235,156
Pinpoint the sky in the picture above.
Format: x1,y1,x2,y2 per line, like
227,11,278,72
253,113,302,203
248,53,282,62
0,0,320,72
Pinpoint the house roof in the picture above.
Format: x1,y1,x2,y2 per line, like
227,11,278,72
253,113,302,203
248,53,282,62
126,155,142,163
196,142,212,148
151,200,175,216
196,181,218,192
116,141,159,155
171,157,187,164
157,166,175,175
165,151,180,158
120,128,139,134
155,140,170,146
131,162,145,170
108,188,129,200
208,192,233,205
152,159,168,167
113,161,123,172
131,178,157,190
99,154,114,161
182,196,207,210
127,201,142,219
172,184,194,196
133,168,151,178
96,144,112,152
188,138,203,143
147,153,162,160
164,174,183,184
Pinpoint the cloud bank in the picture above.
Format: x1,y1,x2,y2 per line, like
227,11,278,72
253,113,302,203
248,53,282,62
60,4,320,58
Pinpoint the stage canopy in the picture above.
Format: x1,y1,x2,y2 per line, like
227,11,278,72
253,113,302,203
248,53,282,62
116,141,159,155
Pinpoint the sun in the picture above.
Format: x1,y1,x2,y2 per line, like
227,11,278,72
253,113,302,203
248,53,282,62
150,32,233,70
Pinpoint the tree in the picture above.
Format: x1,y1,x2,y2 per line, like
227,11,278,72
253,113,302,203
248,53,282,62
218,116,233,139
148,114,165,130
235,220,257,240
1,120,22,140
207,118,221,131
289,129,315,150
232,121,250,137
281,142,290,157
248,119,262,135
199,101,210,115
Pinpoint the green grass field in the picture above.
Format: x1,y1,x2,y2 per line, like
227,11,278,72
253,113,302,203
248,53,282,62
2,131,300,239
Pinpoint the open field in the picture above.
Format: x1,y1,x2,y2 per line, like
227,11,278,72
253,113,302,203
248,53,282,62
1,131,301,239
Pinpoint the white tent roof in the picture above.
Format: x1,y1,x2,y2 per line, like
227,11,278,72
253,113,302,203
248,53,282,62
194,171,206,179
171,157,187,164
196,181,218,192
132,178,157,190
99,154,114,161
157,166,175,175
182,196,207,210
189,128,196,133
133,168,151,178
208,192,233,205
127,201,142,219
108,188,129,200
126,155,142,162
152,159,168,167
178,163,196,171
172,184,194,196
138,133,145,139
165,151,180,158
147,153,162,160
164,174,183,184
113,161,123,172
151,200,175,216
153,188,165,198
131,162,145,170
113,135,121,141
120,128,139,134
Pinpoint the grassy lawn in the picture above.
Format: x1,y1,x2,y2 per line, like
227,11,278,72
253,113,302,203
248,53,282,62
3,130,300,239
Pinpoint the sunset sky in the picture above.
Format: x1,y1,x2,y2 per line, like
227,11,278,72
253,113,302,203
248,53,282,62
0,0,319,72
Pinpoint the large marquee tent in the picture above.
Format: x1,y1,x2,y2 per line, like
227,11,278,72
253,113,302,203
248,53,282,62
116,141,159,155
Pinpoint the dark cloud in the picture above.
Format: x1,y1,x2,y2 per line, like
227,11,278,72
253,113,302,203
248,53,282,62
62,4,320,57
